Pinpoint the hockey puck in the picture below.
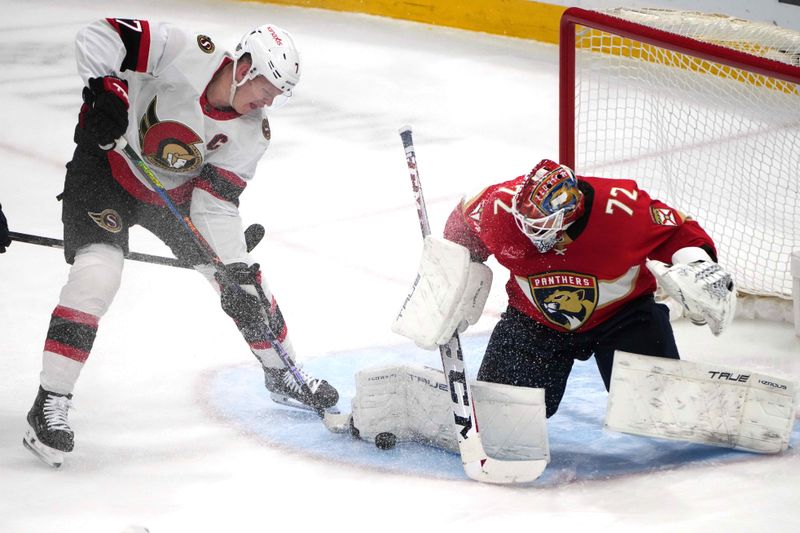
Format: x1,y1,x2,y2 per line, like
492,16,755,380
375,432,397,450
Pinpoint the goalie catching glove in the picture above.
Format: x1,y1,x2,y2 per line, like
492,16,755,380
392,236,492,349
646,247,736,336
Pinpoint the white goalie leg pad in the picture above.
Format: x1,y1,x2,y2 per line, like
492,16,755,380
349,366,404,443
473,381,549,462
606,351,798,454
405,366,461,450
351,364,457,450
351,365,549,461
392,236,492,350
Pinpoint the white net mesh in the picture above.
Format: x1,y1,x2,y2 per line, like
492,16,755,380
572,8,800,299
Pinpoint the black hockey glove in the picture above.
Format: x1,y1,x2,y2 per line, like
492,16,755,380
216,263,263,323
80,76,129,149
0,203,10,253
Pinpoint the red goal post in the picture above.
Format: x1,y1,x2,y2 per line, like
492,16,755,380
559,7,800,319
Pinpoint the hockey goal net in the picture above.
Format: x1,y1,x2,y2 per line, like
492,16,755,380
559,7,800,320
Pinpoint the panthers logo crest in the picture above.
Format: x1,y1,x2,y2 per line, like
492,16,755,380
528,272,598,330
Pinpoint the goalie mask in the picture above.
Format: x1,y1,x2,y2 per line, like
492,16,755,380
511,159,584,253
230,24,301,109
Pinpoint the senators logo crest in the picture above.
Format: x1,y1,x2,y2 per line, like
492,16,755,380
139,96,203,173
197,34,215,53
88,209,123,234
528,272,597,330
262,117,271,141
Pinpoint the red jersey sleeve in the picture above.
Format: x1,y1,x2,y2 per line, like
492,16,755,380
645,197,718,263
443,201,492,263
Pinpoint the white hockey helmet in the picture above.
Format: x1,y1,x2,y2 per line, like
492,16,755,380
230,24,301,107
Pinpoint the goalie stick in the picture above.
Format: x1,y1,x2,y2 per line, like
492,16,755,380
8,224,266,269
398,126,547,484
115,138,350,433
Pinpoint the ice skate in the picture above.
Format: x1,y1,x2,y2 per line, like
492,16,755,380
263,365,339,412
23,386,74,468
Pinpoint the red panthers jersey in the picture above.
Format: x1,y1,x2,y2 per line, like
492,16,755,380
443,174,716,332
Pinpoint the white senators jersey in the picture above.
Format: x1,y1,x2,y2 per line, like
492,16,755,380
75,18,271,205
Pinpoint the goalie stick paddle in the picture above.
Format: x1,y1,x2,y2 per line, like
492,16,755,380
8,225,266,269
114,138,350,433
398,125,547,484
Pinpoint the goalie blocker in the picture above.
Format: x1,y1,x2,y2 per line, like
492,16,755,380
392,236,492,350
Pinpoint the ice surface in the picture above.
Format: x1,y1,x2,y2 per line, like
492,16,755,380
0,1,798,532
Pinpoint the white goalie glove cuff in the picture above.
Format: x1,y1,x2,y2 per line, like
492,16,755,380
646,247,736,335
671,246,714,265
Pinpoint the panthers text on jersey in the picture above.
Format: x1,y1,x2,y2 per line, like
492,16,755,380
443,174,716,332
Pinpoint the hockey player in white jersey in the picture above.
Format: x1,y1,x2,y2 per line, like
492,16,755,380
23,18,339,467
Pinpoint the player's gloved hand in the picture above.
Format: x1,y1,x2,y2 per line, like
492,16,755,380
646,258,736,336
0,203,10,253
216,263,263,323
81,76,129,149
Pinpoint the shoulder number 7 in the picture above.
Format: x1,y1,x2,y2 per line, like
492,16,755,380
605,187,637,216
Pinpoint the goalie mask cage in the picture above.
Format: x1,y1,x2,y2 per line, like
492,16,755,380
559,7,800,302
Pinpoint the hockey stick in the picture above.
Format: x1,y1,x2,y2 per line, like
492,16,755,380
8,225,266,270
115,138,350,433
398,126,547,484
10,231,190,269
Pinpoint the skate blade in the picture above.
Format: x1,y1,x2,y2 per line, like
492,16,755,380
23,428,65,468
269,392,318,412
269,393,352,433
